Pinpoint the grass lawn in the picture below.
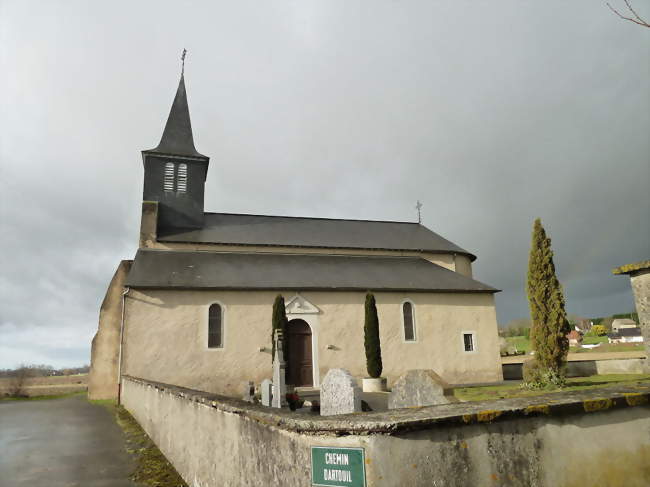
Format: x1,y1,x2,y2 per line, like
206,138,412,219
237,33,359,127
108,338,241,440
1,391,86,402
454,374,650,402
505,336,532,353
569,342,645,353
91,398,188,487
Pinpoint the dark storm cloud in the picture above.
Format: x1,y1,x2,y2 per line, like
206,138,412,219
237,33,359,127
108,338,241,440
1,1,648,368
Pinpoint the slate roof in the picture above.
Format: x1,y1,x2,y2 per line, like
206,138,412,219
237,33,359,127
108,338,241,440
157,213,477,261
609,328,642,338
126,249,498,292
143,74,207,159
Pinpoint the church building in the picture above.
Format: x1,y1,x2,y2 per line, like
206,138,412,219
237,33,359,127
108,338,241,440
88,72,503,400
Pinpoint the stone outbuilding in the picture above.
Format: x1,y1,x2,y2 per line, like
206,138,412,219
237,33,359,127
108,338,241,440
88,71,504,400
613,260,650,370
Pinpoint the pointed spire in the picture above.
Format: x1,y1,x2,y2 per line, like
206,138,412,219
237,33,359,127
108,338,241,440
145,52,206,159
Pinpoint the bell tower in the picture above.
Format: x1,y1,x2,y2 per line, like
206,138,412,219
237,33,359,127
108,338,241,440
141,59,209,231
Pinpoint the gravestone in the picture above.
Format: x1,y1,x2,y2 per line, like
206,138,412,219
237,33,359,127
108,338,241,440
261,379,273,407
388,369,457,409
242,381,255,403
320,368,362,416
272,330,287,408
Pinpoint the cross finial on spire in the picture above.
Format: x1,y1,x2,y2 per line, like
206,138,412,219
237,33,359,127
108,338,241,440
415,200,423,224
181,48,187,76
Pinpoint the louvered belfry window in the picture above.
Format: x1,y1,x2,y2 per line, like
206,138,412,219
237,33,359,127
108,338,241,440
163,162,175,191
163,162,188,193
177,164,188,193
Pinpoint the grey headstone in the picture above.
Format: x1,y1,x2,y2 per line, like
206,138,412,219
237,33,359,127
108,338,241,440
242,381,255,403
272,330,287,408
320,368,361,416
388,369,457,410
261,379,273,407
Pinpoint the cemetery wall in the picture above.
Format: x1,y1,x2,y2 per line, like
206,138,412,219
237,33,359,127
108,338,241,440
121,376,650,487
121,289,501,397
503,357,647,380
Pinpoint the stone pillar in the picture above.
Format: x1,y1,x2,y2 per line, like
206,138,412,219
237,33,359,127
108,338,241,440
629,270,650,370
139,201,158,248
272,330,287,408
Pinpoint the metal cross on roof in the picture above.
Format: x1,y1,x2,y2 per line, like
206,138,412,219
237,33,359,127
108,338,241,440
181,48,187,75
416,200,423,224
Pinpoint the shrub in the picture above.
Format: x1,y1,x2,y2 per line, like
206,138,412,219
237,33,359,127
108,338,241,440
590,325,607,337
522,359,566,389
364,292,383,378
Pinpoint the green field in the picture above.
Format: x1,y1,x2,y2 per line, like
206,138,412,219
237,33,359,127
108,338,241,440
504,336,644,354
505,336,533,353
455,374,650,402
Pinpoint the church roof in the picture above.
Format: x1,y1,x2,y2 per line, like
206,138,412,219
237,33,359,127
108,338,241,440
126,250,498,292
157,213,477,261
143,74,207,159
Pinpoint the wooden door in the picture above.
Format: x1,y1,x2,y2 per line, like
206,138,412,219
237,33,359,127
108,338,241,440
286,319,313,387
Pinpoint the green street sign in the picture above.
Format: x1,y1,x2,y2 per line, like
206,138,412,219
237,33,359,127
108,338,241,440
311,447,366,487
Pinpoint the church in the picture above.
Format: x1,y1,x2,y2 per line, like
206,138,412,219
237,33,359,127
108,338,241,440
88,71,503,400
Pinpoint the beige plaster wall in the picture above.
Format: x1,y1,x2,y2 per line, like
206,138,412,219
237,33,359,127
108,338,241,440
454,254,473,278
88,260,132,400
122,289,502,396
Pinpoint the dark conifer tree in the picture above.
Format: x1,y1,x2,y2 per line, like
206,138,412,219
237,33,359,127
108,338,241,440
271,295,288,363
526,219,571,386
364,292,383,378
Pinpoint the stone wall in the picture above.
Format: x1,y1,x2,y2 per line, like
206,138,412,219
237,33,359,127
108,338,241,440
503,357,647,380
122,376,650,487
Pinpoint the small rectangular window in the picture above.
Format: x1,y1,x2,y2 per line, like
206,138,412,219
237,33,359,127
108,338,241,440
177,164,187,193
463,333,474,352
164,162,175,191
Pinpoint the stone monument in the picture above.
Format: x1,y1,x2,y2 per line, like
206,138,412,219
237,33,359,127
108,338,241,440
242,381,255,403
320,368,362,416
261,379,273,407
272,330,287,408
388,369,457,409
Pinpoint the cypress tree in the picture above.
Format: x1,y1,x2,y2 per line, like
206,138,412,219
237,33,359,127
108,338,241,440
271,295,288,363
526,219,571,386
364,292,383,378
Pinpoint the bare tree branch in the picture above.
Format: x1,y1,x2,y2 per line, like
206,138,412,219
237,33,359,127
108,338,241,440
607,1,650,27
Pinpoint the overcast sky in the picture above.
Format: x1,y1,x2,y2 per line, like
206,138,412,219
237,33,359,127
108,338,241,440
1,1,648,369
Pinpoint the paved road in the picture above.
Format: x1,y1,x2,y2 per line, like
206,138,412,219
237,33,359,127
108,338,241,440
0,395,136,487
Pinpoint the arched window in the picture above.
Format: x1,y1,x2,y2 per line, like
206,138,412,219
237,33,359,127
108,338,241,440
163,162,175,191
208,304,223,348
176,164,188,193
402,301,416,342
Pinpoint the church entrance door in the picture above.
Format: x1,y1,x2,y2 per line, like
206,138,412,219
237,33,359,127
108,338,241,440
286,319,313,387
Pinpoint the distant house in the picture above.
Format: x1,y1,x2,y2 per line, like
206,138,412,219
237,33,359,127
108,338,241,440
608,328,643,344
567,330,583,347
573,318,592,333
611,318,637,333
